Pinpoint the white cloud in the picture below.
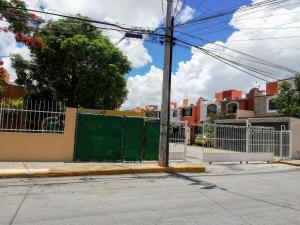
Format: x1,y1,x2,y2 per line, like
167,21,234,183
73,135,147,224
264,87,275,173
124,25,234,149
122,66,163,109
177,5,195,24
0,0,170,75
122,0,300,109
0,32,30,82
25,0,166,68
105,32,152,68
119,39,152,68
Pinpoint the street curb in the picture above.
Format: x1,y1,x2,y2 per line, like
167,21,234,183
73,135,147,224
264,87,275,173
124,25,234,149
0,165,206,179
277,161,300,167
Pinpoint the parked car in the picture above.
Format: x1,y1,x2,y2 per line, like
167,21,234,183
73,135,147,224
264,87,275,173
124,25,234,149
195,134,214,147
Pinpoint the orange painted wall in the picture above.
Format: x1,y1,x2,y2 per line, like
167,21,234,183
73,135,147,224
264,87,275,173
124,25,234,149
181,99,201,126
215,92,223,102
229,90,242,100
215,90,242,101
0,68,9,83
183,99,189,107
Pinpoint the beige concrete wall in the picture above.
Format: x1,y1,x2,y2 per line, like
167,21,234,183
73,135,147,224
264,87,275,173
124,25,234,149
290,118,300,159
0,108,77,162
237,110,255,118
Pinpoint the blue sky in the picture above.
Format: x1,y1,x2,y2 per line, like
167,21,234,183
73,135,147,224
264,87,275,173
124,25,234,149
2,0,299,109
127,0,251,78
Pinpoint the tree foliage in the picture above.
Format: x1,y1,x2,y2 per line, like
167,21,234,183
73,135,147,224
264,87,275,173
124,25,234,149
11,18,131,109
0,0,32,33
0,76,3,95
207,111,234,123
273,74,300,118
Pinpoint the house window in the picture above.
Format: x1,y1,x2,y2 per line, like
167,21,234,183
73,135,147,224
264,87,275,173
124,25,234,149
182,107,192,117
207,104,217,115
173,110,178,117
267,98,277,112
227,102,238,114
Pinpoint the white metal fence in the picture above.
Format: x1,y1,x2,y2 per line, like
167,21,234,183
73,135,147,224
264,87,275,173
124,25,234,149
169,121,188,160
198,122,291,162
0,99,66,133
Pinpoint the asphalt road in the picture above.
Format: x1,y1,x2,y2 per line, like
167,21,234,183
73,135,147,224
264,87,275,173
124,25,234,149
1,163,300,225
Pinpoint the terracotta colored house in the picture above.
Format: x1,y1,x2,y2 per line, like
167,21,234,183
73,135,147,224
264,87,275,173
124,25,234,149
253,78,294,118
180,98,202,144
180,98,201,127
216,89,264,117
216,90,242,114
215,90,242,102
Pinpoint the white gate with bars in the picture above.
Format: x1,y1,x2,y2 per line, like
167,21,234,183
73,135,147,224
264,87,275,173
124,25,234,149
199,122,291,163
169,121,188,161
0,99,66,133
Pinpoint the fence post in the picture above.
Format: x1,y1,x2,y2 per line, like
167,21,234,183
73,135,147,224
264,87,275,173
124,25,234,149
279,131,283,159
246,119,250,153
184,120,188,161
289,130,292,159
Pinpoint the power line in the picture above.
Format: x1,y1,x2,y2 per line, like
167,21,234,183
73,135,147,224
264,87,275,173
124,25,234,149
174,0,179,17
174,30,299,74
0,3,152,33
192,0,208,11
226,35,300,42
175,0,292,27
174,0,187,19
174,37,298,82
123,42,144,54
186,17,300,38
176,39,274,82
114,36,126,46
0,7,164,43
185,0,292,26
162,0,165,16
176,8,300,39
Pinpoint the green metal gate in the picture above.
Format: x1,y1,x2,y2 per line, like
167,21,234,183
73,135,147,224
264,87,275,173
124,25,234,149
74,113,160,162
143,120,160,160
122,117,144,161
75,114,123,161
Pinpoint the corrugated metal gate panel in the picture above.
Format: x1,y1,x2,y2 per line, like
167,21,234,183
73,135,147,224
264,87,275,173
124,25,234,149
143,120,160,160
75,114,122,161
123,117,144,161
75,114,160,162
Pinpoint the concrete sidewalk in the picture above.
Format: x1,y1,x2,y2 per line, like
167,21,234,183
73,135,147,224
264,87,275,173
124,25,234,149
0,161,205,179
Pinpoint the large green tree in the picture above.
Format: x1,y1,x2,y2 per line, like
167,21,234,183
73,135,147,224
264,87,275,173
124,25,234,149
273,74,300,118
11,18,131,109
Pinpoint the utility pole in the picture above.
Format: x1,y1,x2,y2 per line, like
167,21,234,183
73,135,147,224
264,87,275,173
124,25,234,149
159,0,174,167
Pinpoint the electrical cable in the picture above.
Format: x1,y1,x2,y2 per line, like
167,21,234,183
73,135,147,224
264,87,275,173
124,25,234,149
174,0,187,19
174,37,293,82
0,3,152,33
174,29,299,74
175,0,292,27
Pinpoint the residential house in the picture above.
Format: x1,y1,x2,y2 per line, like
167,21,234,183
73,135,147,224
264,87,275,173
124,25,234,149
254,78,295,118
0,68,27,100
170,102,181,123
180,98,201,126
200,98,221,122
